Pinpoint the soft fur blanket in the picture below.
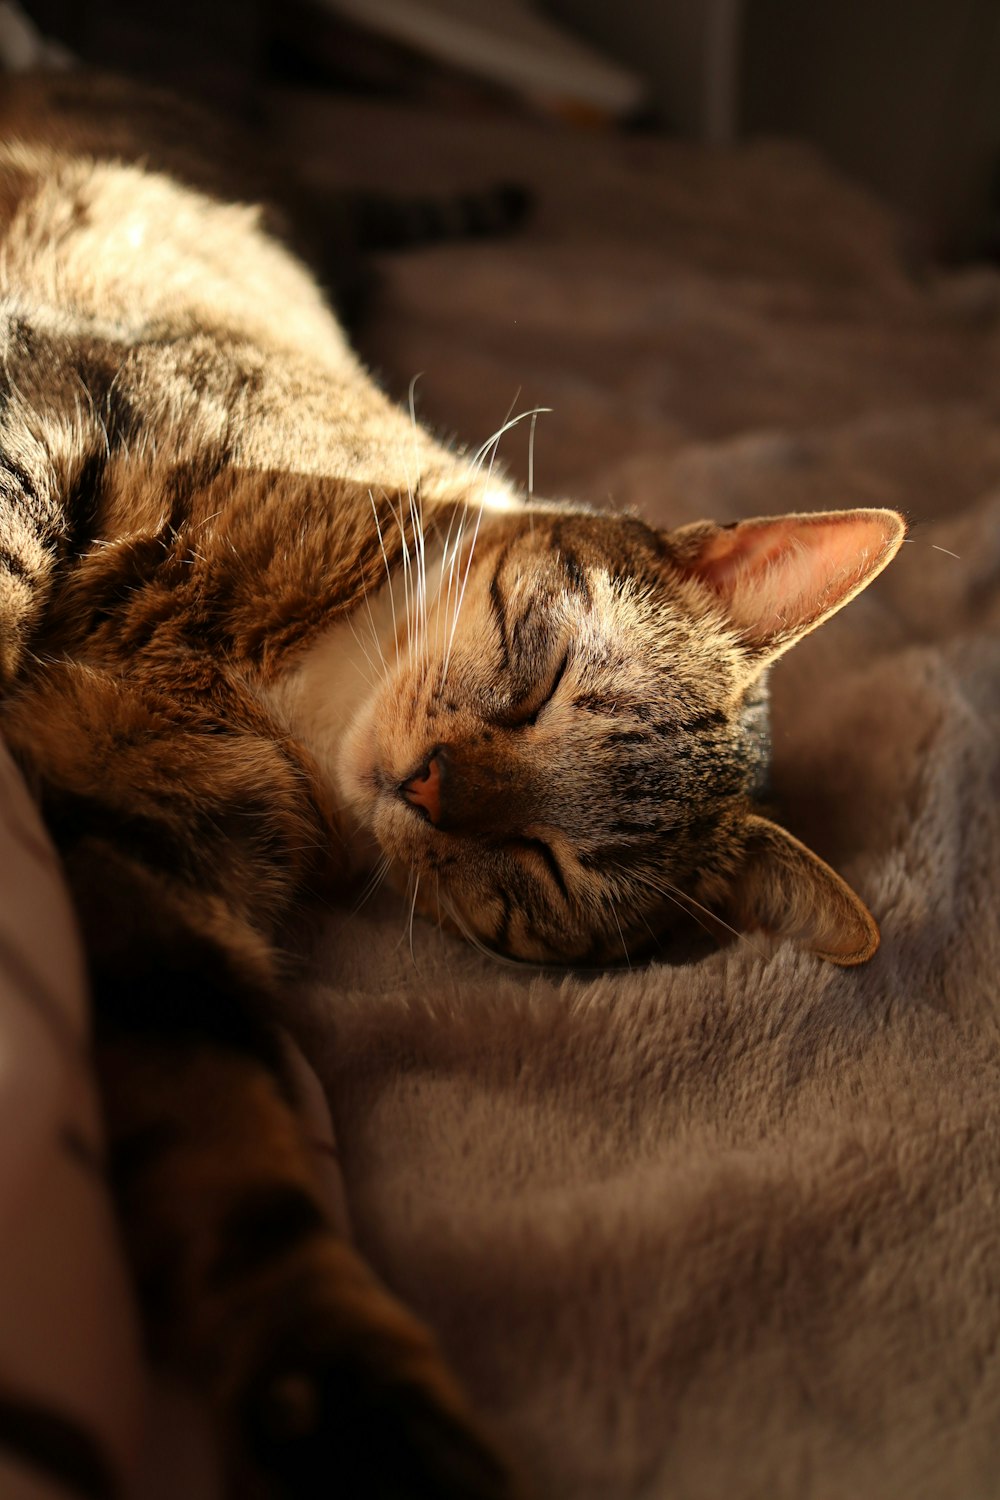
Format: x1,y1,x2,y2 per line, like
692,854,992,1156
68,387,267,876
277,97,1000,1499
2,93,999,1499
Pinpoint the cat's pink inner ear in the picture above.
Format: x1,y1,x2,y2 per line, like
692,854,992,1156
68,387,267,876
686,509,905,657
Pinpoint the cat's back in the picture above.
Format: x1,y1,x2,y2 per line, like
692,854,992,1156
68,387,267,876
0,74,478,689
0,73,350,370
0,74,458,505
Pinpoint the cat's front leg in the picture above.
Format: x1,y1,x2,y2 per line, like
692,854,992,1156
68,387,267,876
1,663,515,1496
100,1031,512,1500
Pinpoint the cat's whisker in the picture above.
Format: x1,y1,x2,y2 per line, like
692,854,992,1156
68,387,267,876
448,401,533,665
387,493,409,648
345,614,382,686
394,467,420,652
402,498,423,666
441,405,552,682
356,568,389,679
527,410,540,536
401,377,432,672
660,879,764,956
632,907,662,953
406,382,429,655
469,395,519,473
441,510,466,622
368,489,400,670
439,515,471,686
443,463,512,679
407,372,422,429
407,871,421,967
638,871,768,961
395,869,423,966
401,490,416,657
388,490,417,665
436,520,467,688
608,904,632,970
442,505,484,686
351,852,393,915
440,895,529,971
394,869,415,950
468,402,550,474
408,485,429,674
431,505,464,662
407,498,422,663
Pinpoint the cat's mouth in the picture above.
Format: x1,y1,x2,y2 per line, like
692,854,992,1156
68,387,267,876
336,716,450,872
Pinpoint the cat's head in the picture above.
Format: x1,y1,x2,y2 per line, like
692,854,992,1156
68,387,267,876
337,504,904,967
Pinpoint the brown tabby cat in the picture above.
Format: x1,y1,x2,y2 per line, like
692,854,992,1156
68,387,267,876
0,75,903,1498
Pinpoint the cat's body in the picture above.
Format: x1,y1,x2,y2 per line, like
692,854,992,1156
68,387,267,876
0,76,903,1497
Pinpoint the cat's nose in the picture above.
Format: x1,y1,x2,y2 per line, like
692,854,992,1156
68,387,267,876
401,756,442,825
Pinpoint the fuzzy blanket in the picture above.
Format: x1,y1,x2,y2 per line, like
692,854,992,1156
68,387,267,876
276,96,1000,1499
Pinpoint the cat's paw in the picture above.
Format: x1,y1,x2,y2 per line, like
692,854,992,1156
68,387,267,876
239,1362,512,1498
215,1236,516,1499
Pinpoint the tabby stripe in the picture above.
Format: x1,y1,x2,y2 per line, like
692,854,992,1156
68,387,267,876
0,545,33,582
511,597,537,654
488,551,511,671
210,1184,327,1288
578,828,656,876
68,851,284,1071
519,836,570,904
677,708,727,732
49,781,300,895
611,820,655,838
0,454,41,508
578,845,640,872
494,890,513,953
0,1392,117,1500
558,547,591,604
64,447,108,557
163,445,231,526
573,693,619,717
46,793,214,890
606,730,650,746
103,386,144,451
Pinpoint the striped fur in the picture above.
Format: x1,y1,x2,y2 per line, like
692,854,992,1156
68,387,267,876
0,75,903,1496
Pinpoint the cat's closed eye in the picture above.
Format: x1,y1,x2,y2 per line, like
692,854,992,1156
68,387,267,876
501,648,570,728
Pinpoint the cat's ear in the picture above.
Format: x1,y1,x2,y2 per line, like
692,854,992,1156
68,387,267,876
670,508,905,662
725,814,880,964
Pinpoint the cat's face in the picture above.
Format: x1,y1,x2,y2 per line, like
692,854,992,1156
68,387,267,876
336,504,904,967
338,510,763,964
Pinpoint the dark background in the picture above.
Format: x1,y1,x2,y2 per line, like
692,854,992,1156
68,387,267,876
19,0,1000,261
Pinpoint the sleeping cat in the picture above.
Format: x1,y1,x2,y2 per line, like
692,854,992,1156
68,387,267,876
0,75,903,1498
